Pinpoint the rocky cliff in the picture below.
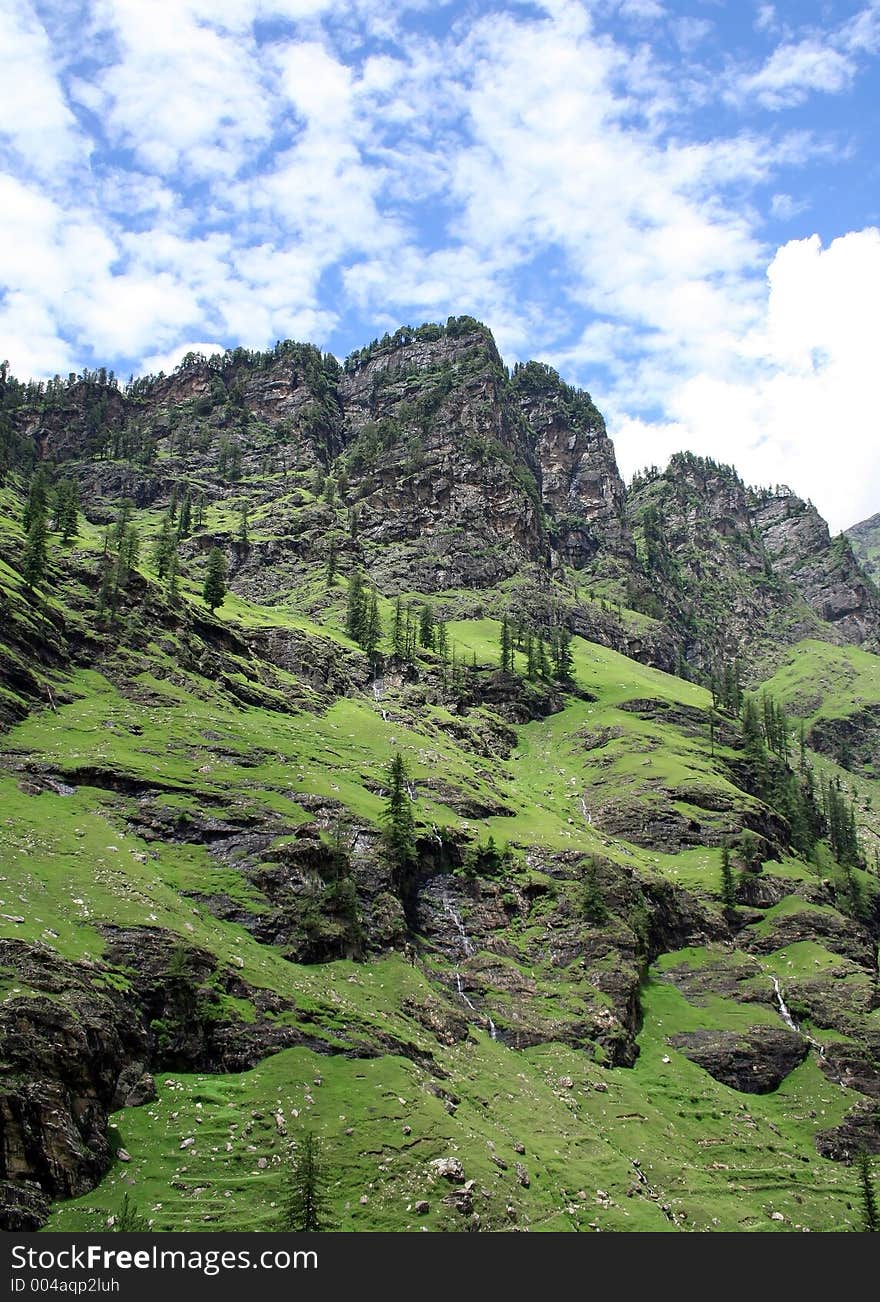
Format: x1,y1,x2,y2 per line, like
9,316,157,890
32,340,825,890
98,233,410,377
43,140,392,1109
753,489,880,645
847,511,880,587
14,318,878,681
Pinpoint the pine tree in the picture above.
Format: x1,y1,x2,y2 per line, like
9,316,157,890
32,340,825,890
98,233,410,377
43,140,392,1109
177,490,192,539
362,589,382,658
738,829,762,874
203,547,227,612
325,537,338,586
554,627,574,682
525,631,537,680
152,514,175,579
237,503,249,546
53,480,79,543
382,753,417,874
22,510,48,593
280,1133,331,1232
22,467,49,534
857,1150,878,1232
345,570,366,642
96,559,116,621
165,549,180,603
500,616,514,673
392,597,406,658
116,524,140,587
405,603,419,663
108,1193,151,1233
720,844,736,908
436,619,448,663
419,603,435,650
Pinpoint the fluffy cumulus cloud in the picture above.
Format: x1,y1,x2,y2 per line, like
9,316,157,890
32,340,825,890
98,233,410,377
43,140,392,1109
1,0,879,529
614,229,880,531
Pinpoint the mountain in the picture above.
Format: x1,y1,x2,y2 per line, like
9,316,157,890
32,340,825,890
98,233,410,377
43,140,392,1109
847,511,880,586
0,318,878,1234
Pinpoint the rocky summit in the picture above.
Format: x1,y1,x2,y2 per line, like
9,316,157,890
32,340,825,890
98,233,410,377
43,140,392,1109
0,316,879,1233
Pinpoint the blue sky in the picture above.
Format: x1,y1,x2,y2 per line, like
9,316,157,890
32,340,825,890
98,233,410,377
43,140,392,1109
1,0,879,531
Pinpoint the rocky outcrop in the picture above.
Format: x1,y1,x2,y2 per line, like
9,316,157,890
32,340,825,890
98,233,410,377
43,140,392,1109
509,361,633,577
816,1101,880,1161
846,511,880,586
14,322,878,679
626,455,794,668
818,1042,880,1098
806,705,880,774
337,324,546,592
0,940,148,1231
626,456,880,672
739,906,876,967
753,490,880,645
668,1025,808,1092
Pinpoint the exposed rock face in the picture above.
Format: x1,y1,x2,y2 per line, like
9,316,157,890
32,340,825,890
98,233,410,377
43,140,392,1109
806,705,880,774
739,906,876,967
668,1026,808,1093
626,455,880,673
337,325,546,592
0,923,348,1229
22,379,129,463
510,361,632,576
626,455,794,666
845,511,880,586
816,1102,880,1161
0,940,148,1231
819,1043,880,1098
14,320,879,678
753,490,880,645
3,316,880,1236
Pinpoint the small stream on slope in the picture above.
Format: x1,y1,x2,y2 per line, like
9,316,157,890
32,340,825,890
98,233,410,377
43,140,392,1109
443,893,497,1040
772,976,799,1032
771,975,825,1057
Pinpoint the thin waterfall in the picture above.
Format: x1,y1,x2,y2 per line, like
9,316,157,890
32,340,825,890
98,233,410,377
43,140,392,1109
772,976,798,1032
773,976,825,1056
443,893,496,1039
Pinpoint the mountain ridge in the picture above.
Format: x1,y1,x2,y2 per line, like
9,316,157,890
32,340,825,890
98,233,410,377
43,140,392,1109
4,317,878,679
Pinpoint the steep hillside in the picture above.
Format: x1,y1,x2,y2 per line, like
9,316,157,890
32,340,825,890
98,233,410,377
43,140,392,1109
848,512,880,587
626,457,879,675
1,320,879,1233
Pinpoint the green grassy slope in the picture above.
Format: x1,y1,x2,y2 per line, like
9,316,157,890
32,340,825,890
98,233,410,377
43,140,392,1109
1,476,879,1234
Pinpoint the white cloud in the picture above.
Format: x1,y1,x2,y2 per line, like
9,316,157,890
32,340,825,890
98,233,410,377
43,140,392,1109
616,0,665,20
87,0,273,177
673,17,712,52
842,2,880,55
770,192,808,221
734,39,854,109
754,4,777,35
0,1,86,176
732,5,880,112
141,340,227,375
613,230,880,533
